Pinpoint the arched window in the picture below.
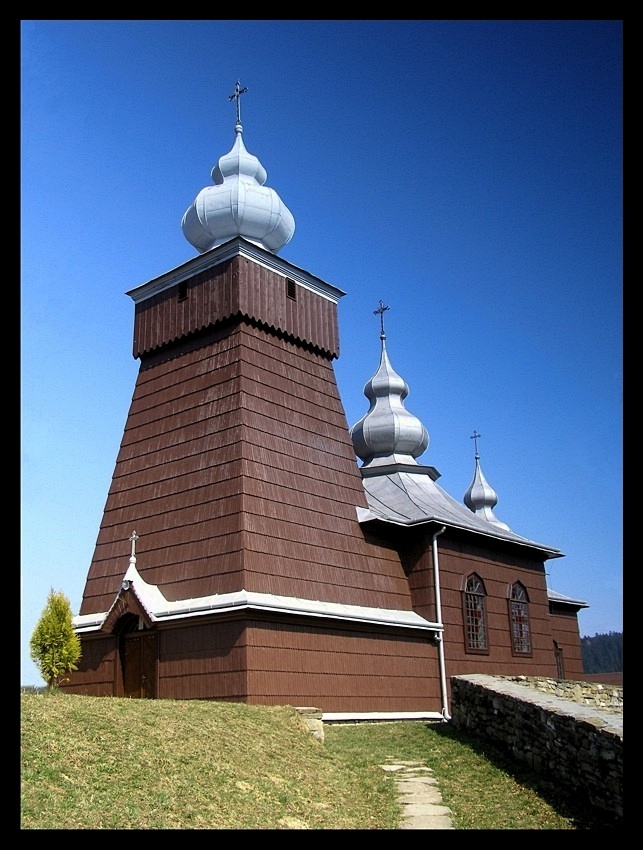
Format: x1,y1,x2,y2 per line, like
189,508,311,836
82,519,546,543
463,573,488,653
508,582,532,655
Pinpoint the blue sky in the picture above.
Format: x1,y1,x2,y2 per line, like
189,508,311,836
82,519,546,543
21,20,622,686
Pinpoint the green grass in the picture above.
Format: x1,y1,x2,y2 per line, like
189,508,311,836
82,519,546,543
21,691,610,829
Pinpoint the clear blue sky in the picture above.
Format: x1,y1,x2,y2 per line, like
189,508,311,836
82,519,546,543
21,20,622,686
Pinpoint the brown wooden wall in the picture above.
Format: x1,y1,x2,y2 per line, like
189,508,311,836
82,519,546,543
62,634,118,697
549,605,585,680
132,256,340,359
79,319,413,617
67,529,582,711
243,620,440,712
156,617,440,712
157,619,250,702
66,616,442,712
398,531,563,700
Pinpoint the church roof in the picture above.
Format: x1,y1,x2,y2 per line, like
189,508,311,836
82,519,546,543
350,311,563,560
181,80,295,255
357,469,562,557
547,588,589,608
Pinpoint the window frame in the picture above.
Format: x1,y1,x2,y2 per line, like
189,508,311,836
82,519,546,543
462,573,489,655
508,581,533,657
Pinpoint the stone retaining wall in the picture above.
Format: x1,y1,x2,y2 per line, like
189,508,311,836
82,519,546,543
504,675,623,711
449,674,623,824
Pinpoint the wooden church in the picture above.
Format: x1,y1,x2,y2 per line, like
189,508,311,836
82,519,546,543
63,83,588,718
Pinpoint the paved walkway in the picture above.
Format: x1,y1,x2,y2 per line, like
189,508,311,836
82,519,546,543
380,759,455,829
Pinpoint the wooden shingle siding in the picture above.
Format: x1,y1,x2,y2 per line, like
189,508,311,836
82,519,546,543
413,536,579,693
61,635,118,697
245,620,439,711
79,312,411,617
132,257,340,359
158,619,249,702
549,604,585,676
148,618,439,710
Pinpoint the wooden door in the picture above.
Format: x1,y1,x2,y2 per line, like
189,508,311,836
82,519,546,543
123,631,157,698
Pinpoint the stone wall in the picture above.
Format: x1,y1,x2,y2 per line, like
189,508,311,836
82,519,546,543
504,674,623,711
450,674,623,824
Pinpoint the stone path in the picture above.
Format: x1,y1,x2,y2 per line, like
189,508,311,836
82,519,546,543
380,759,455,829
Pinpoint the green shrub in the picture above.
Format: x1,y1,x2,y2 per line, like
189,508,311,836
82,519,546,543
29,589,81,690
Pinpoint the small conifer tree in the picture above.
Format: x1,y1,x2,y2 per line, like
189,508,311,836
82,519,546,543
29,588,81,690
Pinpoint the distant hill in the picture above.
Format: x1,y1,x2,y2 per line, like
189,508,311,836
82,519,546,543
581,631,622,674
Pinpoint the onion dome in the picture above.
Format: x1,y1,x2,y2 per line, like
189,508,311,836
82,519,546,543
463,431,511,530
350,302,429,468
181,80,295,255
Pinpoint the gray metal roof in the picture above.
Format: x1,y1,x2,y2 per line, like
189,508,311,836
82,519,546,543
357,466,563,559
547,588,589,608
350,319,563,560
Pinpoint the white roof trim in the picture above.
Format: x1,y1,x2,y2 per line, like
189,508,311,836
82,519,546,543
547,588,589,608
126,237,345,305
74,562,442,635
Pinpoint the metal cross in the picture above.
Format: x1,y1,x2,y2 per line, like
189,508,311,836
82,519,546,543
228,79,248,125
470,430,481,458
374,300,390,339
129,530,139,559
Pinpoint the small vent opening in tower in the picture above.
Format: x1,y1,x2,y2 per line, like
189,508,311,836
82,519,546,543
286,278,297,301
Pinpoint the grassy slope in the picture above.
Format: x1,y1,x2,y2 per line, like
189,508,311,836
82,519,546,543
20,692,607,830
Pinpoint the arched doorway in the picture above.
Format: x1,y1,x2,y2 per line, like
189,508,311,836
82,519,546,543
116,614,157,698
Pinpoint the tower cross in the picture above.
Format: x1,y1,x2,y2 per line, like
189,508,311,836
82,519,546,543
228,79,248,125
470,430,481,458
374,300,390,339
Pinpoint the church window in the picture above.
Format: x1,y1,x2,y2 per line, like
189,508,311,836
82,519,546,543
463,573,488,653
508,582,532,655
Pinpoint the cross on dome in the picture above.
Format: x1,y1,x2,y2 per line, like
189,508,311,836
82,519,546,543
228,79,248,127
470,430,481,458
374,300,390,340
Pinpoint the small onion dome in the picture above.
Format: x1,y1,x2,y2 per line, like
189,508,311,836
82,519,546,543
350,337,429,467
463,453,511,530
182,121,295,255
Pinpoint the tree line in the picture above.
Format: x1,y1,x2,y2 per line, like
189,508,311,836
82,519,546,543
581,631,622,674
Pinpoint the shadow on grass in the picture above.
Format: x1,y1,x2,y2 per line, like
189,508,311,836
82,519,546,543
430,722,621,831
